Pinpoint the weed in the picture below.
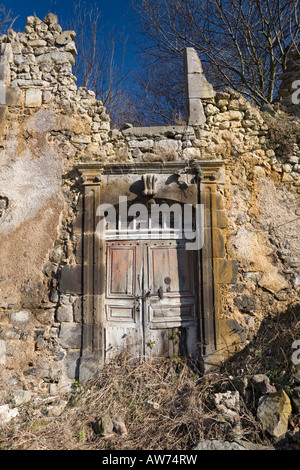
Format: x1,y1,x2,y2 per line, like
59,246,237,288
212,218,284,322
284,386,294,398
77,430,86,442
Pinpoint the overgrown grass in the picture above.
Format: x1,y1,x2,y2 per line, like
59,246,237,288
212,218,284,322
0,304,299,450
0,356,267,451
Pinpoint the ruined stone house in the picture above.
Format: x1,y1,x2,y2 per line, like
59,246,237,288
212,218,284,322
0,13,299,394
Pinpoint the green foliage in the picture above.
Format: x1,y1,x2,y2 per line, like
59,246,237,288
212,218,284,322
77,430,86,442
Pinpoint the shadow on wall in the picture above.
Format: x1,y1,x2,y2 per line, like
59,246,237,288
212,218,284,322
224,302,300,385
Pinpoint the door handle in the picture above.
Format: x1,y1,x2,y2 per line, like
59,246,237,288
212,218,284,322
135,287,164,300
158,286,164,299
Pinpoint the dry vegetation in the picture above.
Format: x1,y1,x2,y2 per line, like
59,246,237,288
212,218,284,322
263,112,300,158
0,304,299,451
0,358,266,451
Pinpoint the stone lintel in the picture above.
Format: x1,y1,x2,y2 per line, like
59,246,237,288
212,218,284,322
121,125,195,137
76,161,226,185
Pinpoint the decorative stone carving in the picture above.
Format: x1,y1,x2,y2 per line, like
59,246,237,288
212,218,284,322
142,174,157,196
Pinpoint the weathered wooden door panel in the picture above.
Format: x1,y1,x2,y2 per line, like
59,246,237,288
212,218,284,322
107,244,136,298
105,240,198,361
149,243,194,295
144,241,198,358
105,242,143,360
105,326,143,360
146,326,198,358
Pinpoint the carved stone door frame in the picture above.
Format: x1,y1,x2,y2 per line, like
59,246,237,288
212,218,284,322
76,161,227,379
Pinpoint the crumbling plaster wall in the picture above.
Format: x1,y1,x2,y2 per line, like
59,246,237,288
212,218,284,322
0,13,299,395
0,13,111,393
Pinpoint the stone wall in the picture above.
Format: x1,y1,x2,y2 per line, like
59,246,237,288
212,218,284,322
0,14,111,394
0,14,299,397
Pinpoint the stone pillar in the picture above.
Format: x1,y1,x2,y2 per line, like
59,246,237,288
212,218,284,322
0,42,24,107
77,181,105,381
0,43,10,104
279,44,300,115
196,166,239,370
184,47,215,126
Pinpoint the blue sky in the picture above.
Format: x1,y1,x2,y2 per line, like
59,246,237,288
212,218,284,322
6,1,139,74
7,0,134,33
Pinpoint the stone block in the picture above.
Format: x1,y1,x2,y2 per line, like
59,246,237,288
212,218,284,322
28,39,47,47
0,83,5,105
65,42,77,55
55,31,76,46
66,350,81,379
78,353,103,382
99,121,110,131
13,390,31,407
36,52,75,66
0,340,6,365
0,63,10,84
59,323,82,349
60,265,82,295
257,391,292,438
215,193,225,210
25,88,42,107
13,55,31,66
213,390,240,414
251,374,276,395
187,98,206,126
43,13,59,24
154,139,182,152
184,47,203,74
0,405,19,425
128,139,154,149
216,209,229,228
73,297,82,322
71,135,91,144
215,258,239,284
121,125,195,138
56,304,73,322
202,227,226,258
215,111,243,122
0,43,13,64
234,294,259,314
6,86,24,106
193,440,246,451
9,310,31,327
95,414,114,436
186,73,215,100
26,15,42,27
213,228,226,258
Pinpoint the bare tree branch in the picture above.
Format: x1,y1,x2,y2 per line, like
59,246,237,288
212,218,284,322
131,0,300,122
64,1,135,128
0,4,13,34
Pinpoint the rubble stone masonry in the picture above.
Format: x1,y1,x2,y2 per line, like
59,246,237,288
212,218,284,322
0,14,299,395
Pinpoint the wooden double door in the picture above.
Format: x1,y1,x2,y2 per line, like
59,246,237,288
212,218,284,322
105,239,199,361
